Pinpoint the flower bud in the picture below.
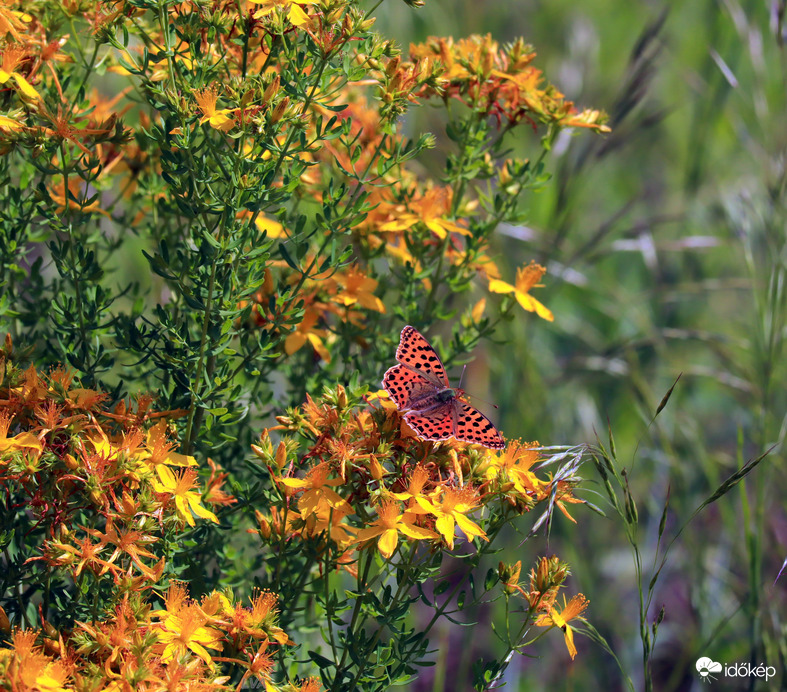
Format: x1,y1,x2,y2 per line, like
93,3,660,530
275,441,287,470
270,96,289,124
336,384,347,409
262,75,280,103
254,510,272,539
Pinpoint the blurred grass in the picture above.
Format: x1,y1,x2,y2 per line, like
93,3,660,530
374,0,787,689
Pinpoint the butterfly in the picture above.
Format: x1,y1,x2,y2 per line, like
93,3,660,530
382,326,505,450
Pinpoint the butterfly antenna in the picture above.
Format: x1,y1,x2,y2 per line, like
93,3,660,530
466,392,499,410
457,363,499,409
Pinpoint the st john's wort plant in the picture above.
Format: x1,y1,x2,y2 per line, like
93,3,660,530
0,0,610,689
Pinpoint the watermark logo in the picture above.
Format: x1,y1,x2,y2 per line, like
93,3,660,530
695,657,775,684
696,658,722,683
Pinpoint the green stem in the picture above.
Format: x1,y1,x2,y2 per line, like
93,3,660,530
330,549,374,692
183,256,219,453
342,544,420,691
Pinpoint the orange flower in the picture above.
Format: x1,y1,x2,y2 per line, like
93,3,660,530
498,560,527,597
204,458,236,506
284,308,331,362
333,267,386,313
39,105,115,156
410,35,609,131
278,462,350,516
488,261,553,321
380,186,470,239
355,500,436,558
250,0,316,28
193,86,235,132
534,594,589,659
0,630,72,691
0,44,39,100
416,486,487,550
46,179,111,217
45,534,114,578
151,467,220,527
85,517,160,579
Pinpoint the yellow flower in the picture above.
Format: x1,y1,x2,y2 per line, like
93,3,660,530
390,464,431,509
488,261,553,321
470,298,486,322
194,86,235,132
0,113,22,131
367,388,398,411
285,308,331,362
481,440,542,492
379,187,470,238
0,411,42,454
333,267,385,313
250,0,316,27
2,630,71,692
0,45,39,100
278,462,350,516
300,503,357,546
254,215,289,238
534,594,589,659
0,5,32,43
154,603,224,664
416,487,487,550
355,500,437,558
152,466,220,527
132,420,197,479
559,108,611,132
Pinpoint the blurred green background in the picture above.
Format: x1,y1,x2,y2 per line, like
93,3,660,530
374,1,787,690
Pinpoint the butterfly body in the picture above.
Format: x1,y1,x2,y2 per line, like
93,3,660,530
382,326,505,450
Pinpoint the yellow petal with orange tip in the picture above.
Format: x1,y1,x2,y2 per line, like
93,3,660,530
0,114,21,130
12,73,39,100
307,333,331,362
255,216,288,238
377,528,398,558
379,217,416,232
488,278,515,295
278,477,310,489
187,494,219,524
515,291,554,321
285,331,307,355
287,3,311,26
108,64,132,76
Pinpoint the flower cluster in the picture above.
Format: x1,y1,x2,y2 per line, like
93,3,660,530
0,0,604,386
243,263,386,362
247,386,588,677
410,34,610,131
499,556,589,660
252,384,582,562
0,338,228,588
0,0,603,685
0,585,317,691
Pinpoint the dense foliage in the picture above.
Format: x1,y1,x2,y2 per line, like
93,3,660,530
0,0,616,690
